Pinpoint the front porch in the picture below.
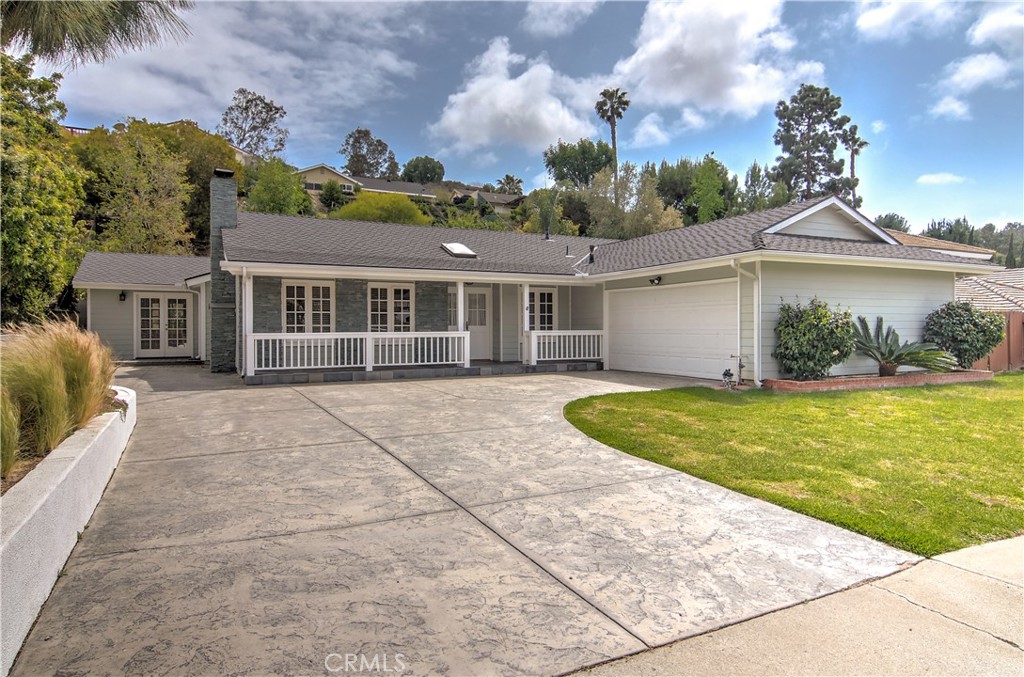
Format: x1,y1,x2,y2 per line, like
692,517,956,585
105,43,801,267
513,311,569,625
242,357,603,385
236,273,607,381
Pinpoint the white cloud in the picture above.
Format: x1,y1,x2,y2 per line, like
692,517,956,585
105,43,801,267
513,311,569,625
930,95,971,120
521,1,602,39
429,37,595,155
680,107,708,131
941,52,1013,94
610,0,824,118
916,172,967,185
969,4,1024,54
855,0,962,41
870,120,887,134
531,170,551,190
57,2,421,154
630,113,671,148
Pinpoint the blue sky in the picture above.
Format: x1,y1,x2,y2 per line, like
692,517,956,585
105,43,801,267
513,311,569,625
53,0,1023,232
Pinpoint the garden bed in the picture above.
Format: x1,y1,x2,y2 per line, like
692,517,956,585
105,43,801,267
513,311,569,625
0,386,136,676
762,369,993,392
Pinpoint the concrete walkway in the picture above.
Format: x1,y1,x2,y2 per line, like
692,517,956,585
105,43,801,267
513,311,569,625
583,536,1024,676
13,366,917,675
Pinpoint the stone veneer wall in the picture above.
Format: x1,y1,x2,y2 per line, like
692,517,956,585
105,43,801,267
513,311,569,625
209,174,237,372
415,282,449,332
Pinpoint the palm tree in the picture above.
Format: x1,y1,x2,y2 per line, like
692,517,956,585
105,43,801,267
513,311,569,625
841,124,868,206
1,0,194,67
594,87,630,206
496,174,523,195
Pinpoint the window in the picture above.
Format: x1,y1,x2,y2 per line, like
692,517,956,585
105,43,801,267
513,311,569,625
283,281,333,333
369,284,413,333
342,183,355,194
448,290,457,328
528,289,555,331
304,182,322,191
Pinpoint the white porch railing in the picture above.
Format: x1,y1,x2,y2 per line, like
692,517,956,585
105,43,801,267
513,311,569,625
526,330,605,365
249,332,470,374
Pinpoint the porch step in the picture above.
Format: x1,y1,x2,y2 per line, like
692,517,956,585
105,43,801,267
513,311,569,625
243,361,602,386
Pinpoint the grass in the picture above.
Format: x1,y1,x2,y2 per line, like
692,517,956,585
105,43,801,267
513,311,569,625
564,374,1024,556
1,319,116,487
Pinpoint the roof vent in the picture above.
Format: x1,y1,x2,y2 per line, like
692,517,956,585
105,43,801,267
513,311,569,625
442,242,477,258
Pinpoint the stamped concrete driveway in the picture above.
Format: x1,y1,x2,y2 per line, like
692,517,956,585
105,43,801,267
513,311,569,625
13,366,915,676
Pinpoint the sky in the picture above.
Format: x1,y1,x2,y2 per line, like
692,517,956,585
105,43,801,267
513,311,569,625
50,0,1024,233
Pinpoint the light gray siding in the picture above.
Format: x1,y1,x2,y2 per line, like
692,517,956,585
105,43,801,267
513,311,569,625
489,283,502,361
759,262,955,378
557,287,571,329
87,289,134,359
604,265,736,291
568,285,603,330
778,207,876,241
738,264,756,378
500,283,520,362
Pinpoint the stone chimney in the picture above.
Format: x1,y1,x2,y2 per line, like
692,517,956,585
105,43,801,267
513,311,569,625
209,169,237,373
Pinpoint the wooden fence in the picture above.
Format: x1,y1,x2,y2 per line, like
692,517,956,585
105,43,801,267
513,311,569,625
972,311,1024,372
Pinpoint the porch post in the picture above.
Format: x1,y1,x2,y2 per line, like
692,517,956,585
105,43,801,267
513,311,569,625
456,280,469,367
243,271,255,377
522,283,531,364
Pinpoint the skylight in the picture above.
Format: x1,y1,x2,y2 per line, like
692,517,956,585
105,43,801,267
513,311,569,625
442,242,477,258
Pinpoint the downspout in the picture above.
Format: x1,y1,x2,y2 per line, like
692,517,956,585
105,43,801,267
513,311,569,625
730,260,760,387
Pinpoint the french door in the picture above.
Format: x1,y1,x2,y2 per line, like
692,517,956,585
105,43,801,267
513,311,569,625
135,293,192,358
465,288,491,359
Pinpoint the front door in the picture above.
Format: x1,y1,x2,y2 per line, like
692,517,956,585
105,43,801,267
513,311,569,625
136,293,192,358
465,288,491,360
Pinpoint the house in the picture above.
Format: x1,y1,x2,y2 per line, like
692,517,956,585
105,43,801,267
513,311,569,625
884,229,996,261
74,171,997,384
451,188,526,217
293,165,435,207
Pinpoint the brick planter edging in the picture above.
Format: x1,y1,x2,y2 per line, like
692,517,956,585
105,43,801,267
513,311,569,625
762,370,994,393
0,386,137,677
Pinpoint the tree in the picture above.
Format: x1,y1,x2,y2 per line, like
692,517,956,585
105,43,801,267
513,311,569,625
875,212,910,232
481,183,497,192
216,88,288,159
438,207,509,231
133,118,240,252
400,156,444,184
318,179,346,212
329,192,430,225
244,158,311,216
338,128,399,179
542,137,614,189
70,125,194,254
594,87,630,205
773,84,851,201
840,124,868,207
1,0,193,67
1,54,87,323
924,217,975,245
496,174,523,195
584,163,681,240
1006,232,1018,268
690,155,726,223
740,161,773,213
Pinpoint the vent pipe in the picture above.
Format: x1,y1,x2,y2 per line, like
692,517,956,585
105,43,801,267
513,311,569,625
588,245,596,264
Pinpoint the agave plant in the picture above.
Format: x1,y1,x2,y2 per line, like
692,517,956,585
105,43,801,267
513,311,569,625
853,316,958,377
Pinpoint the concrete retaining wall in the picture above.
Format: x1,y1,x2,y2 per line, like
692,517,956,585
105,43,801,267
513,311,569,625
0,386,137,676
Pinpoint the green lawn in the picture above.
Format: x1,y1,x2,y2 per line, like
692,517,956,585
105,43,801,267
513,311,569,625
564,373,1024,556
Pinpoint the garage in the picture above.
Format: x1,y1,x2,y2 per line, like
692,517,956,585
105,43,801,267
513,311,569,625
607,279,737,380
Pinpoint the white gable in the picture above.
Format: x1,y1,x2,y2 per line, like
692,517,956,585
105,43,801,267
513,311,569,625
766,198,899,244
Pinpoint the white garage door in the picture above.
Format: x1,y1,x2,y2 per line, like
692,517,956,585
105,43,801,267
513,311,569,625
607,280,737,380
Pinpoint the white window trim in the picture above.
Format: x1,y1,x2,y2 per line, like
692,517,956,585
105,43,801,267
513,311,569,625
280,279,335,333
367,282,416,333
528,287,557,331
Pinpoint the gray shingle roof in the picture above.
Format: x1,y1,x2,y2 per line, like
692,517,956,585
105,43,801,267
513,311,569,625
223,213,614,276
956,269,1024,311
584,197,996,273
73,252,209,287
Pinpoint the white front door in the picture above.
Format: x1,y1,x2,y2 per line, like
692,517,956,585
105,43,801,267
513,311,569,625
465,288,491,360
135,293,192,358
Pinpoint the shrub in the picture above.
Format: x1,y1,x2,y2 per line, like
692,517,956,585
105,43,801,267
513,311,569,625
853,316,958,376
0,319,116,459
923,301,1005,368
773,298,855,381
1,386,20,478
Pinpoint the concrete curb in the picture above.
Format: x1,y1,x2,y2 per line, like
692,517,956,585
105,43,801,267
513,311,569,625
0,386,136,676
